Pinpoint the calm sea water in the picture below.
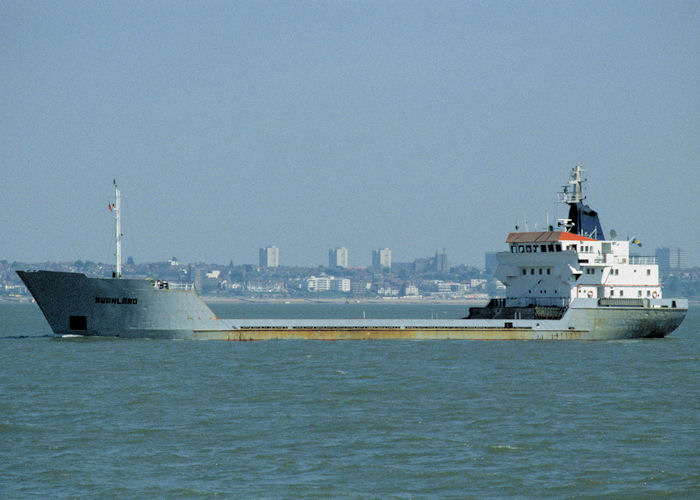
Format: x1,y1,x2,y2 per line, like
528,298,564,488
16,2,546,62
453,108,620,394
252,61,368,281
1,302,698,498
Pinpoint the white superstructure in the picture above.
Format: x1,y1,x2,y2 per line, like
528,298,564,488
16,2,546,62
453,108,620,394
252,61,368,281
496,166,662,308
498,231,661,307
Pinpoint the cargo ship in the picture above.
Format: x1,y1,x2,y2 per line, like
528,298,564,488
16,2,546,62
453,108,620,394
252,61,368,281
18,168,687,340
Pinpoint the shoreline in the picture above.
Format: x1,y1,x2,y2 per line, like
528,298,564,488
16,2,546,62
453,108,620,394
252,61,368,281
201,296,490,305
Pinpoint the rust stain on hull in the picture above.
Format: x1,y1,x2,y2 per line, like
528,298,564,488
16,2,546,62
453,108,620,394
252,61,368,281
192,328,585,341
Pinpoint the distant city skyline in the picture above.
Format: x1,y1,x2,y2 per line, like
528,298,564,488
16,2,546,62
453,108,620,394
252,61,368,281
3,243,695,275
2,2,698,267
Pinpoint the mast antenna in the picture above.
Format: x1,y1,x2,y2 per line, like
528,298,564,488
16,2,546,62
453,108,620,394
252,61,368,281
558,165,586,205
113,179,122,278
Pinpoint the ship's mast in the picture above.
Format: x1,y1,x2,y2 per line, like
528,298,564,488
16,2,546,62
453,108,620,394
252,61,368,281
114,179,122,278
560,165,585,204
557,165,586,232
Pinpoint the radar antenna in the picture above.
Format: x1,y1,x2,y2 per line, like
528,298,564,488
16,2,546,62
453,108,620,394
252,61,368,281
557,218,575,233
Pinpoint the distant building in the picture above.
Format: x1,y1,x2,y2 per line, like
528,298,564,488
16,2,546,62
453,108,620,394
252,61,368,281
259,246,279,268
412,252,448,272
470,278,487,289
655,247,685,273
372,248,391,269
329,247,349,268
307,275,331,292
351,280,372,294
485,252,499,276
413,257,429,273
331,277,351,292
434,251,448,272
377,285,399,297
307,275,351,293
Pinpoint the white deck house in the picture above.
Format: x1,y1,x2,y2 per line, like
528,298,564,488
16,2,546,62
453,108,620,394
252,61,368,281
497,231,660,307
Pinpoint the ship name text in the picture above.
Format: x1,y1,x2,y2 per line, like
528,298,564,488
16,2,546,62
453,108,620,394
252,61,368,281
95,297,138,305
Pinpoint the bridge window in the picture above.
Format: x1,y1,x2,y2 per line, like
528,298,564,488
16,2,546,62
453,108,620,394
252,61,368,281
541,244,547,252
526,245,532,253
522,269,526,275
547,268,551,274
531,269,535,275
518,245,524,253
539,268,542,274
511,246,516,253
555,244,562,252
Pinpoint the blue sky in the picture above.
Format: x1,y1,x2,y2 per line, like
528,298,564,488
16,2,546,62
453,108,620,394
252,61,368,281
1,1,698,267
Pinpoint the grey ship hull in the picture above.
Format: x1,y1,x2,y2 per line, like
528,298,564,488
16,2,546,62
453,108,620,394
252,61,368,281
18,271,688,340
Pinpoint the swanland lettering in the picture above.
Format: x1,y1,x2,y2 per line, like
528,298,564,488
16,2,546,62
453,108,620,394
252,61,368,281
95,297,138,305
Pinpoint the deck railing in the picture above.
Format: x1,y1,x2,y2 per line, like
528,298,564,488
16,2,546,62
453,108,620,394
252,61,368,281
629,256,656,265
504,297,569,308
